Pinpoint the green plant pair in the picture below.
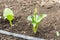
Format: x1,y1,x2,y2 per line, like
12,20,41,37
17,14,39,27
27,8,47,34
3,8,47,34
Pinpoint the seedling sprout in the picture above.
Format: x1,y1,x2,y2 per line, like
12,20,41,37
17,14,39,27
3,8,14,26
27,8,47,33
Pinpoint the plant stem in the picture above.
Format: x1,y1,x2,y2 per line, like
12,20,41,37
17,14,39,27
33,23,38,34
10,21,12,26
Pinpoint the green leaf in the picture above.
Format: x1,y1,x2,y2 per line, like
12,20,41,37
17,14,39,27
34,8,37,15
27,15,32,21
37,14,47,22
3,8,14,19
35,15,39,22
7,15,14,21
32,22,36,27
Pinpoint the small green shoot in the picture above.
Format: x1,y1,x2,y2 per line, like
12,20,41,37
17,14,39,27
3,8,14,26
27,8,47,34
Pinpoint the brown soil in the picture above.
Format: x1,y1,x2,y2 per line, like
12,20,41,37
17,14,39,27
0,0,60,40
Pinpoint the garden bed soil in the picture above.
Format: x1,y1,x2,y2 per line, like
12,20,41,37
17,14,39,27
0,0,60,40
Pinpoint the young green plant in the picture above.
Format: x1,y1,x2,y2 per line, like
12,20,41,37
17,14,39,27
27,8,47,33
3,8,14,26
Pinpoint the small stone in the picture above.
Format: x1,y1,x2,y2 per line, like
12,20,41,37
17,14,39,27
0,16,1,19
22,31,26,33
12,24,14,26
56,31,60,36
4,4,8,8
28,23,31,26
24,31,26,33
